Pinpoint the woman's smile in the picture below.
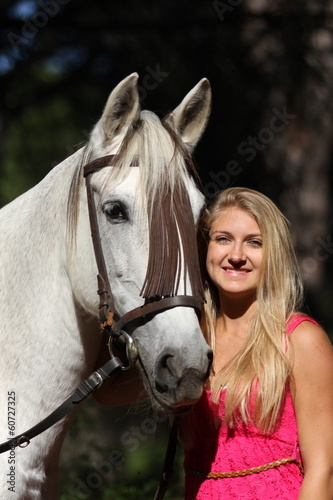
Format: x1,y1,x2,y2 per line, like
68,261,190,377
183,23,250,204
222,267,251,274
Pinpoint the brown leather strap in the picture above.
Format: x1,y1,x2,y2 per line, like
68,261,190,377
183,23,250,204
85,173,114,324
154,418,178,500
83,154,139,177
84,154,140,324
83,155,115,175
0,356,124,455
112,295,202,334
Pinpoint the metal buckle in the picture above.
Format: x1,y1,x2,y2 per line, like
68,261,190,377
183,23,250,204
17,436,30,448
108,331,139,370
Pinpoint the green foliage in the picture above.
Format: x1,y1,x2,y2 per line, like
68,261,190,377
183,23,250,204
59,399,184,500
1,94,87,206
0,64,107,207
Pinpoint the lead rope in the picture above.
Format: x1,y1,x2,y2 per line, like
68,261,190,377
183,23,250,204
0,355,125,454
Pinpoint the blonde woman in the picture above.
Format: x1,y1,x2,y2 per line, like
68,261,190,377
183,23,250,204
183,187,333,500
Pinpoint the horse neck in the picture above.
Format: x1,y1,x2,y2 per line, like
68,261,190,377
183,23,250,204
1,153,73,294
0,148,83,251
0,148,100,380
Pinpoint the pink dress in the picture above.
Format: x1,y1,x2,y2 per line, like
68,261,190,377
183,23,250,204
184,315,318,500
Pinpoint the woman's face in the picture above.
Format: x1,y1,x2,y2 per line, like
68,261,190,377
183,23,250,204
206,207,263,300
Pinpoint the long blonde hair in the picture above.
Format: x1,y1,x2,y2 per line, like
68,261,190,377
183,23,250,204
201,187,303,433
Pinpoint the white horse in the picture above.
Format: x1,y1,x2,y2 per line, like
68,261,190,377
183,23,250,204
0,74,212,499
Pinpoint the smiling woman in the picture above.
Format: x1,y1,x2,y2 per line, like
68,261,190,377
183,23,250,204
180,187,333,500
206,207,263,300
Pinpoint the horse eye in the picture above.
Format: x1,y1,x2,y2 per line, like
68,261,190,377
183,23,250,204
103,202,128,223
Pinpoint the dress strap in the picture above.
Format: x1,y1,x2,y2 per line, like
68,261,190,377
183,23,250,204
287,313,318,334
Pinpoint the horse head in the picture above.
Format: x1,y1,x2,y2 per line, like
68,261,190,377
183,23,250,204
69,73,213,412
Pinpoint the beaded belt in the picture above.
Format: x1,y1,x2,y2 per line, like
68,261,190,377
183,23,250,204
184,456,304,479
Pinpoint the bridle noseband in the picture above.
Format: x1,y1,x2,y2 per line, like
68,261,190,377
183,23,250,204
83,154,203,356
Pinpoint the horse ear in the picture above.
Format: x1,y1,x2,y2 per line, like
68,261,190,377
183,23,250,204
165,78,211,150
101,73,140,139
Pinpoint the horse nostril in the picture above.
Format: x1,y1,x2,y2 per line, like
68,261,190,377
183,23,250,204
160,354,174,369
155,381,168,394
155,353,176,394
154,349,213,397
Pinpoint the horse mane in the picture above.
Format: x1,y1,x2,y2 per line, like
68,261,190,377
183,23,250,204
67,110,204,301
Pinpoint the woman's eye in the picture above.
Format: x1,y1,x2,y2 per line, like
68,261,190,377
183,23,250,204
104,202,128,223
215,236,230,243
248,239,262,247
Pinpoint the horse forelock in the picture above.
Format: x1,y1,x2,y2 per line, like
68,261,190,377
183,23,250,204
67,110,204,300
101,112,189,198
117,111,205,301
140,180,205,301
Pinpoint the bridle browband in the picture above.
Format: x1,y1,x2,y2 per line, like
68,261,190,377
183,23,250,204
83,154,203,342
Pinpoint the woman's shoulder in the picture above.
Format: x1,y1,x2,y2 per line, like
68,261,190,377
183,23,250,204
288,313,332,355
286,312,318,334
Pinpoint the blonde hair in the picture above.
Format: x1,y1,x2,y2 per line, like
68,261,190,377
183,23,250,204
201,187,303,433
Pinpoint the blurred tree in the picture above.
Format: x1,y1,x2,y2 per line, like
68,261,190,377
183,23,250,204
237,0,333,320
2,1,333,285
0,0,260,201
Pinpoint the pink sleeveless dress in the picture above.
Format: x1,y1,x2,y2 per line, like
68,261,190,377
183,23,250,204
184,315,318,500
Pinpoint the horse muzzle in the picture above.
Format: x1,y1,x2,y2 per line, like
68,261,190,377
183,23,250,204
134,342,212,412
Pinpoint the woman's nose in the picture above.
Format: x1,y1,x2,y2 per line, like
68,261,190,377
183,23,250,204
229,244,246,263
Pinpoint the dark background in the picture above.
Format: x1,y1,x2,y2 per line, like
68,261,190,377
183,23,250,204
1,1,333,498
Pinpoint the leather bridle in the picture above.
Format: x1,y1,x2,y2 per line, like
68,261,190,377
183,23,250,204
83,154,203,345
